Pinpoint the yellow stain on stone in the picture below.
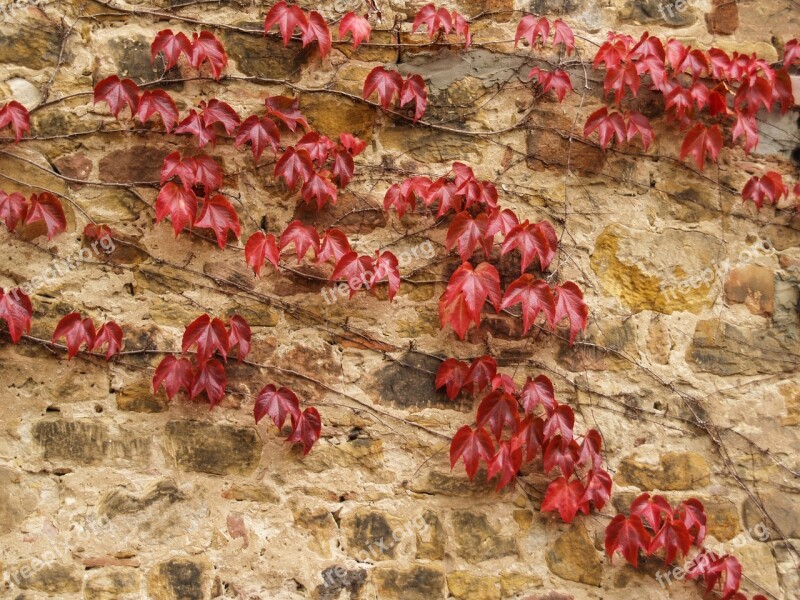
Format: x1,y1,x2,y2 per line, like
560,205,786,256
590,228,714,314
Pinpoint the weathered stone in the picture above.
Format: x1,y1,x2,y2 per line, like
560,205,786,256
342,509,402,561
117,380,170,413
221,26,310,79
99,480,185,518
706,0,739,34
53,152,93,185
381,125,489,164
13,561,82,593
408,470,496,496
527,119,606,174
315,566,367,600
376,352,471,410
165,420,262,475
724,265,774,316
545,522,602,586
779,382,800,426
108,35,163,82
450,511,518,563
0,467,37,535
301,93,376,143
687,319,800,376
446,571,500,600
499,571,544,596
0,21,61,70
302,437,385,473
616,452,711,491
618,0,697,27
646,316,672,365
98,145,171,184
221,483,281,504
416,510,446,560
147,558,212,600
742,490,800,540
32,419,107,465
705,498,741,542
294,507,338,558
84,567,141,600
373,564,445,600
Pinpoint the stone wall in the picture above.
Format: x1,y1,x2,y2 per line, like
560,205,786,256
0,0,798,599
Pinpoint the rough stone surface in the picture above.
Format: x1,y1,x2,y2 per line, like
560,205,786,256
545,523,603,586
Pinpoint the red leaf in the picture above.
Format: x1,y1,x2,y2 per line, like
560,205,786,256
300,169,338,210
648,515,692,565
194,194,241,248
413,4,453,39
235,115,281,161
626,112,653,151
584,107,626,149
254,384,301,429
446,211,490,261
553,281,588,345
136,90,179,132
296,132,335,165
279,220,320,262
244,231,280,276
0,287,32,343
339,12,371,49
93,75,140,119
543,403,575,441
226,315,251,362
438,261,501,338
264,96,309,132
501,220,554,273
200,99,240,135
83,223,114,241
191,358,227,407
577,429,603,469
52,313,95,360
465,355,497,394
363,66,403,110
604,62,640,104
24,192,67,240
552,19,574,54
153,355,194,400
785,38,800,67
687,552,742,600
486,208,518,238
450,424,494,481
317,228,351,264
679,498,707,545
0,101,30,142
400,74,428,122
515,15,550,48
476,390,520,439
151,29,192,69
605,514,651,567
175,110,216,148
264,0,308,46
0,191,28,232
287,406,322,455
92,321,123,360
491,373,518,394
541,476,587,523
331,148,355,188
543,435,579,477
520,374,556,415
429,178,461,216
275,147,315,190
189,154,224,193
300,11,331,58
487,440,523,491
501,274,556,335
742,171,788,210
189,31,227,79
155,182,199,237
372,250,401,301
680,123,723,171
182,313,229,361
339,132,366,156
630,492,673,531
435,357,470,400
330,252,375,297
514,414,545,462
580,467,612,510
453,12,471,48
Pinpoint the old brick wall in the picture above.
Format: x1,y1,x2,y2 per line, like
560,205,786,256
0,0,798,599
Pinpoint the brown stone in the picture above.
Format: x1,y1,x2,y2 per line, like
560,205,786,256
450,511,518,563
545,522,603,586
616,452,711,491
0,467,37,535
342,509,402,561
527,113,606,174
0,21,61,70
706,0,739,34
147,558,212,600
301,92,376,143
446,571,500,600
14,561,82,593
85,567,141,600
373,564,446,600
98,145,171,184
117,380,170,413
99,480,185,518
499,571,544,596
222,483,281,504
294,507,338,558
724,265,774,316
165,420,262,475
416,510,446,560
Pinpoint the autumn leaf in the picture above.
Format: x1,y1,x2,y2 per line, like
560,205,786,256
0,101,30,142
648,515,692,565
301,169,338,210
339,12,371,49
543,435,579,477
153,355,194,400
136,90,179,132
0,191,28,232
199,99,240,135
275,147,315,190
93,75,140,119
235,115,281,161
189,31,228,79
182,313,229,361
300,11,331,58
264,96,309,132
244,231,280,276
264,0,308,46
194,195,241,248
541,476,587,523
580,467,612,510
515,15,550,48
372,250,401,301
296,132,335,165
435,357,470,400
191,358,227,407
279,220,320,262
317,228,352,264
0,287,33,343
552,19,575,54
501,220,554,273
175,110,217,148
438,261,501,339
520,374,556,415
450,424,494,481
446,211,491,261
625,112,653,151
464,355,497,394
553,281,588,345
399,74,428,122
151,29,192,69
52,313,96,360
678,498,707,545
24,192,67,240
254,384,301,429
476,390,520,439
584,107,626,149
92,321,124,360
487,440,523,491
630,492,673,531
363,66,403,110
742,171,787,210
605,514,651,567
226,315,250,362
679,123,723,171
155,182,199,237
287,406,322,454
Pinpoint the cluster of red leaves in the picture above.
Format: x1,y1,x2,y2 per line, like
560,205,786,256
412,3,471,48
0,100,30,142
0,287,33,343
156,152,240,247
584,107,653,150
153,313,250,408
527,67,573,103
151,29,227,79
606,495,765,600
515,15,575,54
264,1,332,57
589,31,795,170
51,313,123,360
274,131,367,208
443,356,610,520
254,384,321,455
363,67,428,123
741,171,800,211
94,76,177,130
0,190,67,239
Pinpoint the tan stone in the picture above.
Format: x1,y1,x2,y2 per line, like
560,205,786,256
373,564,446,600
616,452,711,491
147,557,212,600
705,0,739,34
446,570,501,600
0,467,37,535
545,522,603,586
14,561,82,593
499,571,543,596
724,265,774,316
450,511,518,563
164,420,262,475
85,567,141,600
